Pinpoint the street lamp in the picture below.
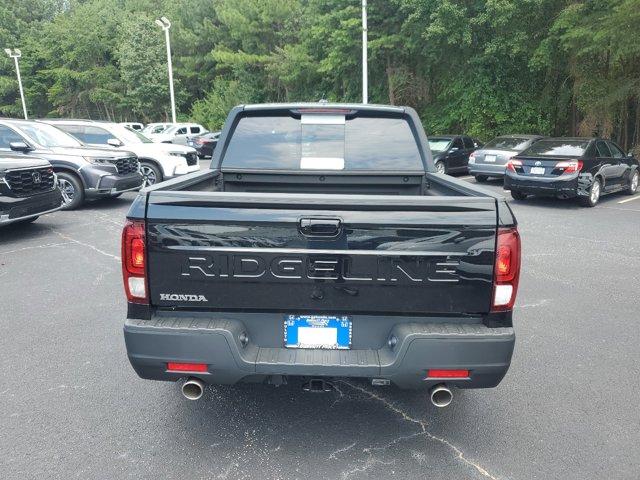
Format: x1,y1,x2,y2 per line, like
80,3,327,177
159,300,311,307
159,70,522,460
361,0,368,104
4,48,28,119
155,17,177,123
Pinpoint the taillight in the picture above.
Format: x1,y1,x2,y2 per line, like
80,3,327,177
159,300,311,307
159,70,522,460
506,159,522,172
427,369,469,379
555,160,583,174
195,137,205,144
469,153,476,163
167,362,208,373
492,227,521,311
121,220,148,304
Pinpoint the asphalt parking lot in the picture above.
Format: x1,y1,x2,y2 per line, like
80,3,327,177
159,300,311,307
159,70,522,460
2,163,639,480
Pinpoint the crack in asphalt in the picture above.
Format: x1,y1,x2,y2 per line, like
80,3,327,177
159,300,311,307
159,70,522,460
517,299,551,309
50,229,120,262
339,381,499,480
0,241,73,256
340,457,396,480
330,382,347,408
329,441,357,460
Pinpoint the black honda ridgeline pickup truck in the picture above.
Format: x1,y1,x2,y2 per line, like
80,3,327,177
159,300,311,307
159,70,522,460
122,104,520,407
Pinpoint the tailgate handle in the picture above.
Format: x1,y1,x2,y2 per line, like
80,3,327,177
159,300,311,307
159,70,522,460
299,218,342,237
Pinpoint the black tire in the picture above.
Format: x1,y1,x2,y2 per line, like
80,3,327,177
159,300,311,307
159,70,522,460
475,175,489,182
56,171,85,210
579,177,601,207
435,161,446,174
626,170,639,195
140,161,163,187
510,190,527,201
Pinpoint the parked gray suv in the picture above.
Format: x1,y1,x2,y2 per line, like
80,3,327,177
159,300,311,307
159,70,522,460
0,119,143,209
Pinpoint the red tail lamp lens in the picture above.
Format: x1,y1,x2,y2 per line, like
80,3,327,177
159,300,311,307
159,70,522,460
167,362,208,373
555,160,583,174
121,220,148,304
492,227,521,311
496,244,512,277
427,369,469,378
506,159,522,172
131,238,144,269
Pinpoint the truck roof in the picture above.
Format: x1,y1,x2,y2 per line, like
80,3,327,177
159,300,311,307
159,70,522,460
241,102,406,113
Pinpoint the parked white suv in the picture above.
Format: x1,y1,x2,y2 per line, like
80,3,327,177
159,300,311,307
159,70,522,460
150,123,208,145
142,123,172,136
42,120,200,186
120,122,144,131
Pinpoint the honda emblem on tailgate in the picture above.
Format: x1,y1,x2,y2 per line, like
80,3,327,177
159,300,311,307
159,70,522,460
159,293,208,302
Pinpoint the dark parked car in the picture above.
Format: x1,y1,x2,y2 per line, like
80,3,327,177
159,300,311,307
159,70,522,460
0,154,63,226
427,135,482,174
504,137,639,207
469,135,544,181
123,103,519,407
0,119,143,210
187,131,220,158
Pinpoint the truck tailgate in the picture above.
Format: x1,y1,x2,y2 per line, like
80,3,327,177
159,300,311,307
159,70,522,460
145,191,497,315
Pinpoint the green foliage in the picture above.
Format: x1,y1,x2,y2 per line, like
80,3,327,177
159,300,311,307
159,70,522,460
0,0,639,148
191,79,256,130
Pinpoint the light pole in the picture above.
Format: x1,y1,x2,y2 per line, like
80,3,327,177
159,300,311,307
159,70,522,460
4,48,28,119
155,17,177,123
361,0,368,104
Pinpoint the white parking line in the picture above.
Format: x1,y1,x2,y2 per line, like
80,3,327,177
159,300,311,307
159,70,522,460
618,195,640,204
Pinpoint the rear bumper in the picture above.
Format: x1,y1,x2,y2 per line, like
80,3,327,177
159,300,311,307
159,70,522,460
0,188,63,225
468,163,507,177
504,171,580,197
124,316,514,390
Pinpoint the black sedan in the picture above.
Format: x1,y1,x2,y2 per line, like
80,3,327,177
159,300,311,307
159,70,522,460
187,131,220,159
428,135,482,174
504,137,639,207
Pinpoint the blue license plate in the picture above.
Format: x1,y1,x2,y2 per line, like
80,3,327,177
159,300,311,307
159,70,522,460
284,315,352,349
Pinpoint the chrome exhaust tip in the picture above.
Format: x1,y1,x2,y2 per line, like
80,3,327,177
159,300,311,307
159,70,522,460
429,384,452,408
181,377,205,401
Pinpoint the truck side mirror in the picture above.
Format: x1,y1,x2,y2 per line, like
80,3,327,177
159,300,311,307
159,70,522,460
107,138,123,147
9,141,32,153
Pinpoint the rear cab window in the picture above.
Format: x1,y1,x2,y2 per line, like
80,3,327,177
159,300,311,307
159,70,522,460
220,111,424,171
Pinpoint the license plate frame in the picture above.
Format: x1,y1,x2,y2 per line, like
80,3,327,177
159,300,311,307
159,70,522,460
284,315,352,350
530,166,546,175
